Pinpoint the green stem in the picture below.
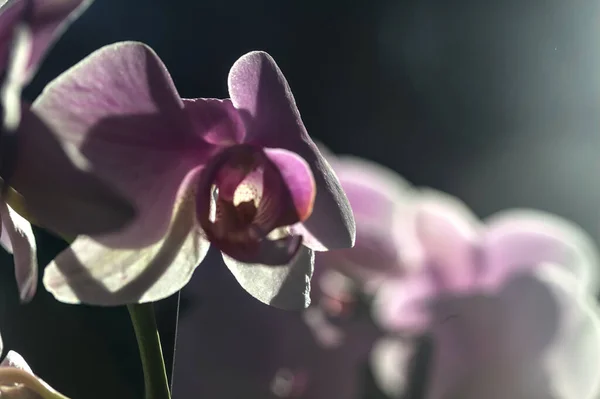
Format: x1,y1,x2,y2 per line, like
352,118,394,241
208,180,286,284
127,303,171,399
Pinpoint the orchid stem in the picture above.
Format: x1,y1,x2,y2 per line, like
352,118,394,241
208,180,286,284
127,303,171,399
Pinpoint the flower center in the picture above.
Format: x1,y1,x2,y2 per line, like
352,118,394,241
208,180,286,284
197,144,313,264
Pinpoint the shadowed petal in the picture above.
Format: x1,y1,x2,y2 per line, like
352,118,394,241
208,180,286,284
0,0,94,190
43,168,209,306
26,0,94,79
482,209,600,293
222,244,314,310
0,200,36,302
531,264,600,399
0,0,25,75
228,51,355,251
183,98,245,145
428,263,600,399
0,0,94,81
9,106,136,237
31,41,210,245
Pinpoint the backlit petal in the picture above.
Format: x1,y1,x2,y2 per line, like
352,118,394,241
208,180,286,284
263,148,315,223
228,51,355,251
43,168,209,305
31,41,210,245
482,209,600,293
413,190,481,291
315,155,413,283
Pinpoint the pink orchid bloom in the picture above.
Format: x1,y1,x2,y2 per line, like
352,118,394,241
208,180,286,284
38,41,355,309
0,332,70,399
287,150,600,399
0,0,136,302
368,191,600,399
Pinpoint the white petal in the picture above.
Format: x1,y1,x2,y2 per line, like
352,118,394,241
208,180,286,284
0,201,37,302
222,245,314,310
0,351,33,374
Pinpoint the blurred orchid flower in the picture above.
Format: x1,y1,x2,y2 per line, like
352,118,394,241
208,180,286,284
0,0,136,302
294,149,600,398
38,41,355,309
369,191,600,399
0,332,70,399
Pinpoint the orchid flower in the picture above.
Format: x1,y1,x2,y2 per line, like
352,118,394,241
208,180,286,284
37,41,355,309
0,0,136,302
271,150,599,398
369,191,600,399
0,332,70,399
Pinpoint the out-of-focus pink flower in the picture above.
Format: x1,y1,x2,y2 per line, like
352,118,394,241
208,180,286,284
301,150,600,398
314,152,415,295
0,0,136,302
0,332,69,398
369,191,600,399
39,42,355,309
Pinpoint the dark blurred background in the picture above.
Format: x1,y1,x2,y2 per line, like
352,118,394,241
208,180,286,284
0,0,598,398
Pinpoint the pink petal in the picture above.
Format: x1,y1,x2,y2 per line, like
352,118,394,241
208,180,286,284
315,155,412,282
0,0,93,81
426,263,600,399
31,41,211,245
0,200,36,302
0,0,93,191
0,0,25,75
183,98,245,146
413,190,481,291
482,209,599,293
43,167,210,305
331,154,412,230
222,244,314,310
228,51,355,251
10,106,136,237
26,0,94,79
371,273,437,334
262,148,315,223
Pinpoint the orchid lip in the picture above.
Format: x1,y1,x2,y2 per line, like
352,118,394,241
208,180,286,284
197,144,314,265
